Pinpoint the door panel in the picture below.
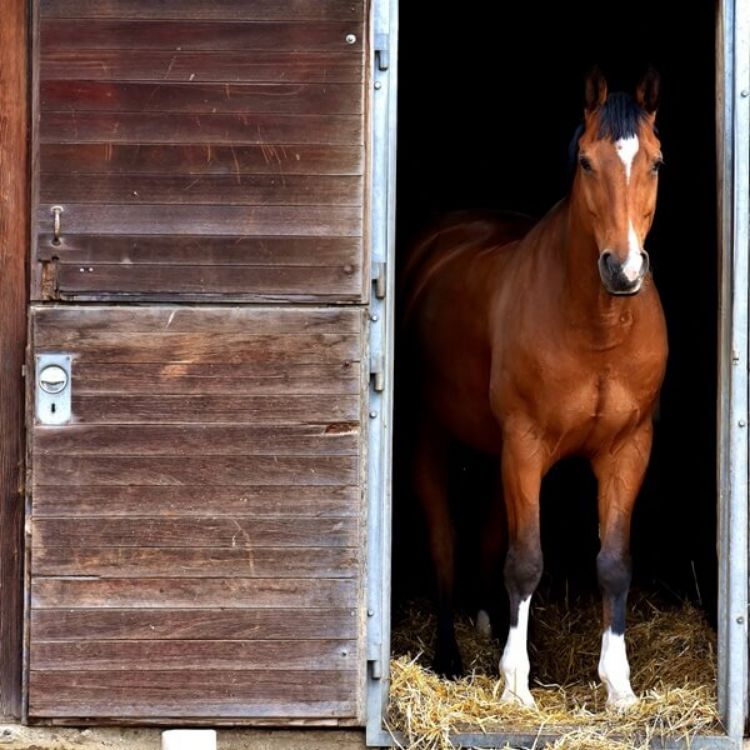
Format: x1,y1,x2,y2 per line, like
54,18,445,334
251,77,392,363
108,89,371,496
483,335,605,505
27,305,366,722
33,0,368,302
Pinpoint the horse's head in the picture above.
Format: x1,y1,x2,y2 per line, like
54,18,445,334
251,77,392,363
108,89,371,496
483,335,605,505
571,68,662,296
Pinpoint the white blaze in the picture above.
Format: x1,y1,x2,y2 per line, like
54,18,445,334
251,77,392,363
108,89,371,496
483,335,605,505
500,596,534,706
615,135,639,183
598,628,637,709
621,221,643,282
614,136,644,284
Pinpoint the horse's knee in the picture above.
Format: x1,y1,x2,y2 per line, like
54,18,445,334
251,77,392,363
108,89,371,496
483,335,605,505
596,549,631,598
504,542,543,600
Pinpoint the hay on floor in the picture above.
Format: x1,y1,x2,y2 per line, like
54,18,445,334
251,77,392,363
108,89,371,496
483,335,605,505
388,594,719,749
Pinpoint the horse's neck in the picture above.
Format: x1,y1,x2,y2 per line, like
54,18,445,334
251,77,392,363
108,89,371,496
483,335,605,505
537,198,645,340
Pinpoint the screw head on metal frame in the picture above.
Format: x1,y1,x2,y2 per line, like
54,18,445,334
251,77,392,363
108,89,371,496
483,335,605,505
345,33,356,44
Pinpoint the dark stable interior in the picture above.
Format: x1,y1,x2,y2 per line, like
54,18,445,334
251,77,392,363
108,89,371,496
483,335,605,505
392,2,718,628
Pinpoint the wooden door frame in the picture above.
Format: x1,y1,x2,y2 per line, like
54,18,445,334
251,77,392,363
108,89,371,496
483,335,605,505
0,0,30,722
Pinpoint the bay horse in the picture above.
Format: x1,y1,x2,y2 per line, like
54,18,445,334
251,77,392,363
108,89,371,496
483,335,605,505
400,69,667,709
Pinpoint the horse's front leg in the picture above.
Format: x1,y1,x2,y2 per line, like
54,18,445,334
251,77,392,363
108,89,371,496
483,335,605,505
499,424,544,706
592,421,653,709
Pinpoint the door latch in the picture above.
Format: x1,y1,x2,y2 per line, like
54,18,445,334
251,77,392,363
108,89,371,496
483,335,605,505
35,354,72,425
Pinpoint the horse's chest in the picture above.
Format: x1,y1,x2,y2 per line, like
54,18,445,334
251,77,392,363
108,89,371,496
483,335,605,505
546,370,646,447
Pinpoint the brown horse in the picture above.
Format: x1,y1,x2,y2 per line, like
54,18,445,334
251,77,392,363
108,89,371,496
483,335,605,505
400,69,667,709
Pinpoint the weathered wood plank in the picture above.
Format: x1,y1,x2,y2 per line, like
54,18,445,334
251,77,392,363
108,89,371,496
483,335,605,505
34,331,359,361
34,424,359,454
32,485,360,518
32,578,357,608
32,517,357,548
66,394,360,423
40,112,363,145
33,305,361,334
40,0,364,21
31,639,357,671
39,145,364,176
41,174,363,206
37,204,362,237
40,20,364,53
34,454,359,486
41,51,362,83
29,670,357,717
57,363,360,395
37,236,363,267
0,0,27,720
54,264,361,298
41,81,363,115
33,546,359,578
30,607,358,641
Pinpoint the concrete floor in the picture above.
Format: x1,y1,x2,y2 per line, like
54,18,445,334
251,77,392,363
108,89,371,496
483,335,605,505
0,725,369,750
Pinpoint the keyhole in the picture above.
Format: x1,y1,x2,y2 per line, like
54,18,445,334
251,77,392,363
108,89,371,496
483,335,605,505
50,403,56,414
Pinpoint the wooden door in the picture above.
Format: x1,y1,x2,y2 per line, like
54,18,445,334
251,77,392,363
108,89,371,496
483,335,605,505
33,0,367,303
27,0,370,725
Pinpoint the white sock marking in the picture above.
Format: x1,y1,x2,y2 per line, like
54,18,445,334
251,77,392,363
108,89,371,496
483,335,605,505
500,596,534,706
598,628,637,708
615,136,639,183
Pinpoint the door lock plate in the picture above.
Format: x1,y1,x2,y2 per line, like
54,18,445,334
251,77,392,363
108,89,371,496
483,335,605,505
35,354,71,425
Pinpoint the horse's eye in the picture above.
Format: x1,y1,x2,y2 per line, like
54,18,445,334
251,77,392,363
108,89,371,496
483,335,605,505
579,156,593,173
651,158,664,174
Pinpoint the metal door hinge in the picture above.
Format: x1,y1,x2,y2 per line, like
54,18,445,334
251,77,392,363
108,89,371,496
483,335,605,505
368,657,382,680
374,33,389,71
372,261,386,299
370,353,385,393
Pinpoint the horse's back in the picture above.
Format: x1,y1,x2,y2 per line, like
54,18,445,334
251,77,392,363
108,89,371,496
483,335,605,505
400,210,534,325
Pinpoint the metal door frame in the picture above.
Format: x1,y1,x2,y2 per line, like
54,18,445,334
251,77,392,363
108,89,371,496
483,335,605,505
366,0,749,746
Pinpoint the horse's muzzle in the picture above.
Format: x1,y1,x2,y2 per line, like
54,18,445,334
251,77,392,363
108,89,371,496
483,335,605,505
598,250,649,296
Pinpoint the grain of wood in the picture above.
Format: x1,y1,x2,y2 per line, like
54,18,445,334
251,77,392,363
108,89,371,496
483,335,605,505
28,669,357,717
40,0,365,21
33,546,359,578
41,50,362,83
39,145,364,176
40,112,363,146
34,424,359,454
41,174,363,206
31,639,357,671
41,20,363,53
31,485,360,518
31,578,358,609
32,517,358,548
30,608,358,641
41,81,363,115
54,264,362,298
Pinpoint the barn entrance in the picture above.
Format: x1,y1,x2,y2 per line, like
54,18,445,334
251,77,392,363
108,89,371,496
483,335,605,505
365,0,750,746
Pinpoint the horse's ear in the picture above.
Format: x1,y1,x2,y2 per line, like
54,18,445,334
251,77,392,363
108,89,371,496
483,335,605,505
584,66,608,113
636,67,661,116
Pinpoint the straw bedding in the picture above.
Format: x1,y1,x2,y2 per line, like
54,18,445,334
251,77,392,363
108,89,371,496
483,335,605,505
388,593,719,749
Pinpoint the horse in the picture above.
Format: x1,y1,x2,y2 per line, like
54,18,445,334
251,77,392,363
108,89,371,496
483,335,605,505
399,68,667,709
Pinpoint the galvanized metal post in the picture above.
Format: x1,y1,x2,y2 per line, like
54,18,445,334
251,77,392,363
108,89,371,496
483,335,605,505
717,0,750,741
365,0,398,744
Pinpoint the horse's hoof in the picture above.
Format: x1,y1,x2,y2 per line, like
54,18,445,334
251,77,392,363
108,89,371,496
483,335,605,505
434,648,464,679
500,687,536,707
606,691,638,711
476,609,492,639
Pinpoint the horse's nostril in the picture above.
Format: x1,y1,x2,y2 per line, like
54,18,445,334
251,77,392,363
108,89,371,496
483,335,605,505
601,252,617,275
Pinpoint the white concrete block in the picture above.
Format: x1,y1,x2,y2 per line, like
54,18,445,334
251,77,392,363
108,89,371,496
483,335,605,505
161,729,217,750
